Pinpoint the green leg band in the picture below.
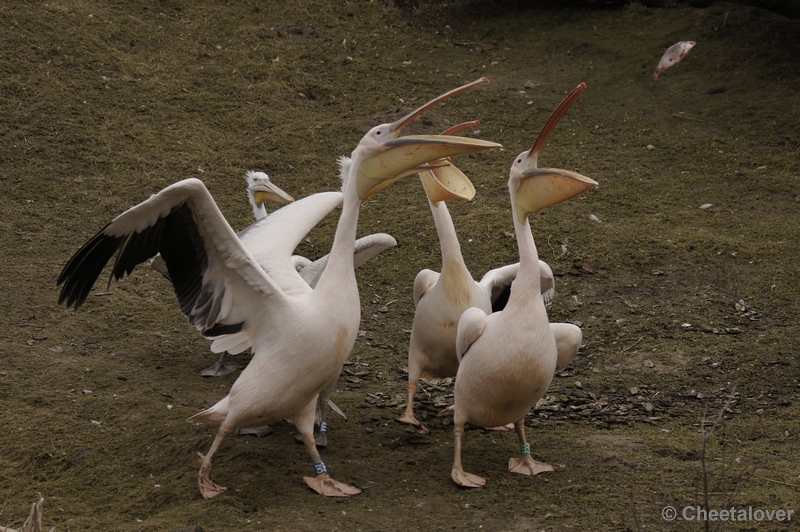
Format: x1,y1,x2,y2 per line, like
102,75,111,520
520,443,531,455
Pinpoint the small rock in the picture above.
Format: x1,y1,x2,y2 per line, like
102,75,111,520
643,360,655,368
589,214,601,222
646,144,655,150
83,338,98,345
700,203,712,209
644,403,654,412
629,387,640,395
574,381,583,389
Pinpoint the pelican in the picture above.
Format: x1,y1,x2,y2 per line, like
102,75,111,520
450,83,597,488
151,169,398,430
396,122,557,432
149,171,296,377
58,78,501,499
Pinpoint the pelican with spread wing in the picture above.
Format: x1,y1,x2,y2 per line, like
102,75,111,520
58,78,501,499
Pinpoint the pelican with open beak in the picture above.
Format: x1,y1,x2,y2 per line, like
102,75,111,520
450,83,597,488
397,121,560,432
58,78,501,499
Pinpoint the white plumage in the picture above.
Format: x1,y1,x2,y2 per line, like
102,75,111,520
449,83,597,487
58,78,501,499
396,123,557,432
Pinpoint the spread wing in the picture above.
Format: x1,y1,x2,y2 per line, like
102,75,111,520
58,178,288,345
237,191,343,296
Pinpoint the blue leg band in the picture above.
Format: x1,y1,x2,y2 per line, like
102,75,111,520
314,461,327,475
521,443,531,455
319,421,328,433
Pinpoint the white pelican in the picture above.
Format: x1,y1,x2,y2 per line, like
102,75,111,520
450,83,597,488
151,170,398,418
149,171,296,377
58,78,501,499
396,122,557,432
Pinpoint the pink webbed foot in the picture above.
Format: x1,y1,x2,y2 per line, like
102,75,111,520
451,467,486,488
486,423,515,431
508,455,556,476
396,412,429,433
303,474,361,497
197,452,227,499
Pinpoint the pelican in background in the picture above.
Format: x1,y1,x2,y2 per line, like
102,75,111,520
396,122,557,432
58,78,501,499
450,83,596,488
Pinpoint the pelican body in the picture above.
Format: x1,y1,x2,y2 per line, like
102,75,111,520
58,78,501,499
450,83,597,488
152,170,395,445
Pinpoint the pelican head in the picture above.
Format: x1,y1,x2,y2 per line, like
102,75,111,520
419,120,482,206
354,79,502,201
245,171,295,220
511,83,598,223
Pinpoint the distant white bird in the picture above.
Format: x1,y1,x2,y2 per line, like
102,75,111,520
396,122,556,432
450,83,596,488
58,78,501,499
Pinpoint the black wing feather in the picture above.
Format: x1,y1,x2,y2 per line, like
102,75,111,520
58,202,243,335
56,178,254,354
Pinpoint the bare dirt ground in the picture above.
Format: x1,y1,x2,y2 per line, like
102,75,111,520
1,1,799,530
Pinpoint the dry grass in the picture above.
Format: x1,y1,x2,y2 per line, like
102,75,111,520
1,1,799,530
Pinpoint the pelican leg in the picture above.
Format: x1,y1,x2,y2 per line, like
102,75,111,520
200,352,238,377
451,421,485,488
396,380,429,432
197,424,234,499
508,418,555,476
297,399,360,497
315,372,341,447
293,372,341,447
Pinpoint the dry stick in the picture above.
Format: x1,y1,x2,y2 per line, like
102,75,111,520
700,388,737,532
622,337,643,352
673,113,715,125
753,475,800,489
